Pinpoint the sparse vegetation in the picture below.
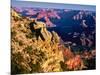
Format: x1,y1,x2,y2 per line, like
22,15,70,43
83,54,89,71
11,9,96,74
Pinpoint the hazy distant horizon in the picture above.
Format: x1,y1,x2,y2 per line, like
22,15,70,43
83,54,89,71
11,0,96,11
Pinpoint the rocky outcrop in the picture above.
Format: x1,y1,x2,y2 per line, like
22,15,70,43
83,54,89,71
11,11,64,74
11,10,87,74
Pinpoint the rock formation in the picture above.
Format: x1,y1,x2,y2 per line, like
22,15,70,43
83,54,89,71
11,10,64,74
11,10,87,74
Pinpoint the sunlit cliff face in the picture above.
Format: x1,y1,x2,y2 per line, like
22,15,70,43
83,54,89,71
12,7,61,27
11,8,96,74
